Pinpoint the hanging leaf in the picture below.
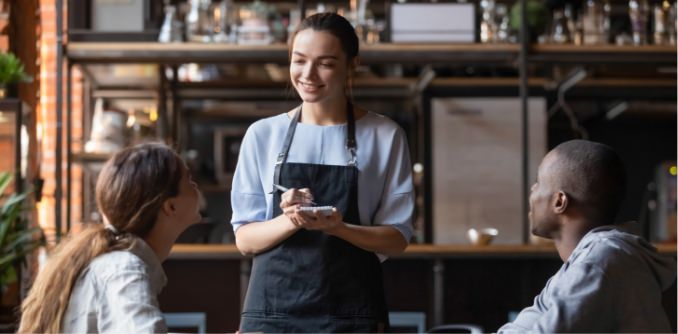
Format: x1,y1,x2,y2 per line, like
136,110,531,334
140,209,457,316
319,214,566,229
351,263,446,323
0,171,45,289
0,53,33,86
0,172,12,196
0,264,17,286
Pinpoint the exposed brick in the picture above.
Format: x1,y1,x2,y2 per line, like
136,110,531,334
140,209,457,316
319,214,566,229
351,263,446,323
34,0,85,237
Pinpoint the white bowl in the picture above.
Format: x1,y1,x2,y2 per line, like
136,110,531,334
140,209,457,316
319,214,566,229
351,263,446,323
467,228,498,246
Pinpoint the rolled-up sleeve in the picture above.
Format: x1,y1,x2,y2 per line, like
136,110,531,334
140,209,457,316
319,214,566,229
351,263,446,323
372,127,414,243
230,126,267,231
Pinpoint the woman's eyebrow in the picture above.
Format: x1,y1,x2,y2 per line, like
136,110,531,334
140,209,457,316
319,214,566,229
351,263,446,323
292,51,338,60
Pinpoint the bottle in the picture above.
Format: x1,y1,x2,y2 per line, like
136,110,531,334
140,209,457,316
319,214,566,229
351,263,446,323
603,0,611,43
565,4,582,45
652,1,670,45
629,0,649,45
582,0,605,44
495,4,510,42
669,2,677,45
213,0,234,43
550,9,571,44
480,0,497,43
186,0,214,42
158,5,183,43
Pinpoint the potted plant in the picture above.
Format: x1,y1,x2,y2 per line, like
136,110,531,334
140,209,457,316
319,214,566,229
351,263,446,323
0,53,32,98
0,172,44,327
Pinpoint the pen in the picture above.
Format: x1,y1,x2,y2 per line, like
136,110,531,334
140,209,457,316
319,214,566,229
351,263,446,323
273,184,317,205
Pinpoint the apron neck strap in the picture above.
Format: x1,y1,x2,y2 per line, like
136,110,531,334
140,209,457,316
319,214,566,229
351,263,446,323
345,101,357,166
271,102,358,192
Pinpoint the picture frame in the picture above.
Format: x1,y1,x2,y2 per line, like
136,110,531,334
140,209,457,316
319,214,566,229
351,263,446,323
213,127,247,185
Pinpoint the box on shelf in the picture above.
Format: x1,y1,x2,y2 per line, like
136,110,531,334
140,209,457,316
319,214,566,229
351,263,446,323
69,0,161,41
390,3,475,43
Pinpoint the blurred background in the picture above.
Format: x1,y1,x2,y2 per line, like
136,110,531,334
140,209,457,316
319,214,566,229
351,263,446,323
0,0,674,332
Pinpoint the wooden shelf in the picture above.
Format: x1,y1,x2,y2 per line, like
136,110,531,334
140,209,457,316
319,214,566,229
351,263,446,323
575,78,677,87
90,77,675,102
66,42,519,65
92,89,159,99
67,43,289,64
359,43,519,64
71,151,112,163
67,42,676,66
168,242,677,260
529,44,677,64
177,77,415,100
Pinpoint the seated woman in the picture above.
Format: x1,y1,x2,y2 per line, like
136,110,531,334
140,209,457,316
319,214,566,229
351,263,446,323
19,143,201,333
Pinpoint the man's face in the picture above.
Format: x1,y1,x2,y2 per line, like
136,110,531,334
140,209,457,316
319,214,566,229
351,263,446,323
529,151,561,238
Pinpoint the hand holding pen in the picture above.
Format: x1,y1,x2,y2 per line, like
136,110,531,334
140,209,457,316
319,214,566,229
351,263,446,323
274,184,317,208
275,184,341,231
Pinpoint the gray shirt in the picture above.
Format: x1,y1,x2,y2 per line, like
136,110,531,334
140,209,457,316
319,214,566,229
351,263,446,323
498,224,676,333
62,236,168,333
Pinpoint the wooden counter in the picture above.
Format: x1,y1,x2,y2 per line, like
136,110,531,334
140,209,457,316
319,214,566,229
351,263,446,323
168,242,677,260
162,242,676,332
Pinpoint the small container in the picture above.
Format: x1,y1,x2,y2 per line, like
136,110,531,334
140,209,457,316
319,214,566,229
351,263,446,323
466,228,498,246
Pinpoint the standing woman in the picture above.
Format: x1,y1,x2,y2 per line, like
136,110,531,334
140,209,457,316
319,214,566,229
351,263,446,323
231,12,414,332
19,143,201,333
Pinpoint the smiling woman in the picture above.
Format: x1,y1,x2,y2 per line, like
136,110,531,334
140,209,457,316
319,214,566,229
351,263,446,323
230,12,415,333
289,26,358,115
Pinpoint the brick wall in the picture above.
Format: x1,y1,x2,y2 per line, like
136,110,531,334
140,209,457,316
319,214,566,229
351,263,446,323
37,0,83,243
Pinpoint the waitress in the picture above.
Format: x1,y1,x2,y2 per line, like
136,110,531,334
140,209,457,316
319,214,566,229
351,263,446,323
231,12,414,333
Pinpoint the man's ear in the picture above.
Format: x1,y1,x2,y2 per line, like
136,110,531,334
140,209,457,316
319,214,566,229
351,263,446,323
552,191,569,214
161,198,176,217
350,56,360,72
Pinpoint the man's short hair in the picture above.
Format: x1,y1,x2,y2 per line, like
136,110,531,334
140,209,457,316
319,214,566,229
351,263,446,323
552,140,626,224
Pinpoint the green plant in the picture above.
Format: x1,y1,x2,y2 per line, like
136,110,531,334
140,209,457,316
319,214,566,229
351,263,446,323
0,53,32,87
0,172,44,291
509,0,550,42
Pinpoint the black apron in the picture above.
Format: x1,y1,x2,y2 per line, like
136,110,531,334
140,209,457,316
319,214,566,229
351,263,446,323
240,103,388,333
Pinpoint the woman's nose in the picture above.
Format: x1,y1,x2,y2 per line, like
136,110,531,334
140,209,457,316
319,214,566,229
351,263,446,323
302,63,317,79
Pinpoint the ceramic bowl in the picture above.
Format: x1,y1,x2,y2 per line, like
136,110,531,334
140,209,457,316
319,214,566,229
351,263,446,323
467,228,498,246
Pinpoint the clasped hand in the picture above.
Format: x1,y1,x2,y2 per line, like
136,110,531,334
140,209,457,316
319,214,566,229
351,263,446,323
279,188,343,232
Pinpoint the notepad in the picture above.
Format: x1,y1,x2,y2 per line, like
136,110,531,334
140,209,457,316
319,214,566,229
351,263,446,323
298,206,334,216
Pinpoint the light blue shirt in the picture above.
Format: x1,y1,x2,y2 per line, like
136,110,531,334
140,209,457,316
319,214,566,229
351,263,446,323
62,236,168,333
230,111,414,244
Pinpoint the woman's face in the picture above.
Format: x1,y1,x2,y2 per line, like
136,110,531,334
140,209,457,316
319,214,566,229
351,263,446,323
290,29,351,104
171,164,202,227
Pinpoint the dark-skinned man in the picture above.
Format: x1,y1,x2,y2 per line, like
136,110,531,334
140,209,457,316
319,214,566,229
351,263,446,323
498,140,676,333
